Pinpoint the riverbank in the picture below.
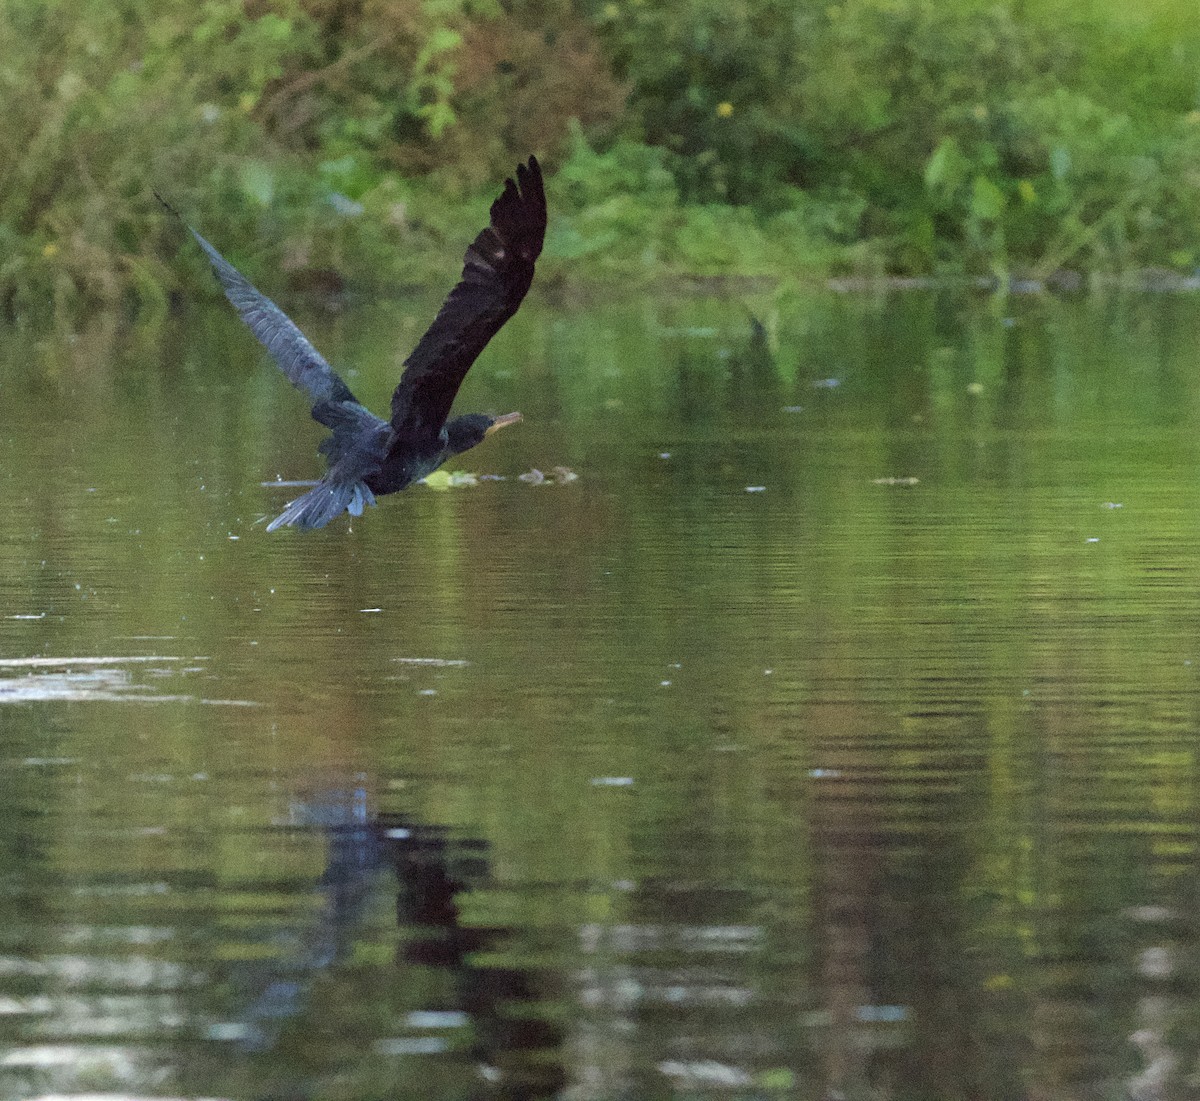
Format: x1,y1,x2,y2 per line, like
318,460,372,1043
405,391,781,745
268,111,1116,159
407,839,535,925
6,2,1200,315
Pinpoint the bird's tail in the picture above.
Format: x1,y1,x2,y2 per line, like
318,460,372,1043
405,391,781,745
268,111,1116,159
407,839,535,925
266,480,377,532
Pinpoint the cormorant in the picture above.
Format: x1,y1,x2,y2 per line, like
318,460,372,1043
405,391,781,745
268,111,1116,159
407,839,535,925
161,157,545,530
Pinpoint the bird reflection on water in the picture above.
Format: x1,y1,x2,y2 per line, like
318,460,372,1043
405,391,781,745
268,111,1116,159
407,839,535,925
217,787,565,1099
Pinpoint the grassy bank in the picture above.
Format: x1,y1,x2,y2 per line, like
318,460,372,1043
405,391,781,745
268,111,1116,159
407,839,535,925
4,0,1200,313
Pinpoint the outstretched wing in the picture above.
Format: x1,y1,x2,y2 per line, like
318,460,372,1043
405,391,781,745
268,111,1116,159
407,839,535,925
157,194,362,415
160,195,391,529
389,156,546,439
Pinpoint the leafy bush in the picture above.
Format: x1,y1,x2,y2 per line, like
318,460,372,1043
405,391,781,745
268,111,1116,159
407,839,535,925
585,0,1200,274
0,0,623,311
5,0,1200,308
547,125,850,277
0,0,318,310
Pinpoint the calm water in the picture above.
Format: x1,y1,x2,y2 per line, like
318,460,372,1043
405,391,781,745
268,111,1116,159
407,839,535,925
2,288,1200,1100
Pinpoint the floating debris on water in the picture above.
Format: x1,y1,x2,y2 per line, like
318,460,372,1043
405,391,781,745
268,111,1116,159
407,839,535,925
392,657,470,667
405,1010,469,1029
0,656,182,668
0,656,257,707
658,1061,753,1088
0,670,218,705
421,469,478,489
420,468,577,488
520,467,579,485
374,1037,451,1056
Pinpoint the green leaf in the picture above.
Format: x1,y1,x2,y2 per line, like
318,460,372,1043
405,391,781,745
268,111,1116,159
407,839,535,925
420,100,457,139
925,137,967,194
756,1067,797,1090
426,26,462,55
416,27,462,70
970,175,1006,221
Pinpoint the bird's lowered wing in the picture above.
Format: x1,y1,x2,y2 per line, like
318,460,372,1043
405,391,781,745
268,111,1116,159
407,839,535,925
389,156,546,439
157,195,361,416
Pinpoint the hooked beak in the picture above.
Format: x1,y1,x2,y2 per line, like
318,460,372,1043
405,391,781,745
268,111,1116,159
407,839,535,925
485,411,523,437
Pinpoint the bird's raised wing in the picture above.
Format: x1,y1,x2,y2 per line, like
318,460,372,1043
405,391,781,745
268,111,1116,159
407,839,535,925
157,195,361,414
389,156,546,439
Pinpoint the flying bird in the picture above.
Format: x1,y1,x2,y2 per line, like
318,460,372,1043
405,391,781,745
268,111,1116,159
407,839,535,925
160,157,545,530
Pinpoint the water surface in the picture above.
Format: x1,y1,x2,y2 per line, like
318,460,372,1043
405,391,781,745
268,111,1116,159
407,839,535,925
2,288,1200,1099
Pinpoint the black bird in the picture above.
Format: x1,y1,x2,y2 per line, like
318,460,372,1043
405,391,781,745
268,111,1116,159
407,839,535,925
161,157,545,530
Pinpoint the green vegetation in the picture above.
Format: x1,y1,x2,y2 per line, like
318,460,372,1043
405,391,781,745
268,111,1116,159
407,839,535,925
4,0,1200,309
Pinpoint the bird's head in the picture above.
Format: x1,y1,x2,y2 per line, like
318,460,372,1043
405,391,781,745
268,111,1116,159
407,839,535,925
445,411,523,456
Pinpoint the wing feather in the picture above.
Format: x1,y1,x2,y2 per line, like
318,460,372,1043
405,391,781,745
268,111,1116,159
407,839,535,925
389,156,546,438
157,194,359,411
160,194,391,530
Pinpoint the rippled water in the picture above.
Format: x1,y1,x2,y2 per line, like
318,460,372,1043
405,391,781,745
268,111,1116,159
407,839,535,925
3,288,1200,1099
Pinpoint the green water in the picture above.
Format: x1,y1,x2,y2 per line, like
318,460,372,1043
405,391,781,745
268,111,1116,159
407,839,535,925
2,289,1200,1099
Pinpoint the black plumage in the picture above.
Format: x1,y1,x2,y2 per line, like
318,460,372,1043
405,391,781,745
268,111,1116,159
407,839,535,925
160,157,545,530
